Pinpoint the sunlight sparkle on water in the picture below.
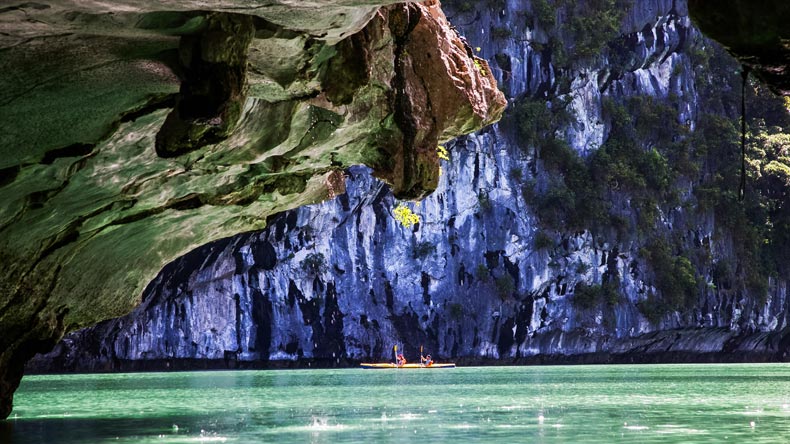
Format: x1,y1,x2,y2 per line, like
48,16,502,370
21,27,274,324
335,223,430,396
9,364,790,443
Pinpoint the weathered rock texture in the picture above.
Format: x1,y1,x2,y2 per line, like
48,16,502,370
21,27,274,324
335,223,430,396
34,0,790,376
0,0,505,419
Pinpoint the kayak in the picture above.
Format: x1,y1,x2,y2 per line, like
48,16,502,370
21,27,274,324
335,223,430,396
360,363,456,369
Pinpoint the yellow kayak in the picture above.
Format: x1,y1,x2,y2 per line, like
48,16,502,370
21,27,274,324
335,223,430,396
360,363,456,369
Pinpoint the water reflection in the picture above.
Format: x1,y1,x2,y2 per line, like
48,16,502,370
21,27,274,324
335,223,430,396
9,364,790,443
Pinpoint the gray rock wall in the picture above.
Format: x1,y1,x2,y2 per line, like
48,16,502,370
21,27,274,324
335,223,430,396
31,0,790,371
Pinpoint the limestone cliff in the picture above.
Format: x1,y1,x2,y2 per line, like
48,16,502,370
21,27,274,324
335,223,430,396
34,0,790,375
0,0,505,419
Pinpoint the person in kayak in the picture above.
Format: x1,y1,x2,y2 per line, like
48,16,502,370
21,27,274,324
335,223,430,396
396,353,407,367
421,354,433,367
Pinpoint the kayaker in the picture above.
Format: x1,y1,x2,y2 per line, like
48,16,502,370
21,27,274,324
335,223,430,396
421,354,433,367
396,353,407,367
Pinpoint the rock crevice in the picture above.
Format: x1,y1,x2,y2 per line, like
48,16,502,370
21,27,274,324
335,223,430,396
156,13,256,158
33,0,790,380
0,0,505,419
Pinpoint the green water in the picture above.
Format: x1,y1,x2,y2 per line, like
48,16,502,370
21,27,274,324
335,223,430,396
5,364,790,443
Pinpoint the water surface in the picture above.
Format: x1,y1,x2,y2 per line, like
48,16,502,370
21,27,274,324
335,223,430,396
6,364,790,443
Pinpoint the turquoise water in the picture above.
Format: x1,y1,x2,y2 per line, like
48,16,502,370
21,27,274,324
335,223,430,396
5,364,790,443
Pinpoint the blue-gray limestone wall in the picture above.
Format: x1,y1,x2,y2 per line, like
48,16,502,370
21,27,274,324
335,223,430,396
30,0,790,371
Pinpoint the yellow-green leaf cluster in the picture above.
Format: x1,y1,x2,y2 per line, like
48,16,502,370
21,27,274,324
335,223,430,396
473,58,487,76
437,145,450,161
393,204,420,228
764,160,790,184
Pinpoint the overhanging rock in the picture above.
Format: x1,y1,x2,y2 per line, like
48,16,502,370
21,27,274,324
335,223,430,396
0,0,505,419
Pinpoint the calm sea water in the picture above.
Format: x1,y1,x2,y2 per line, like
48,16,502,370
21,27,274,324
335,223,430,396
4,364,790,443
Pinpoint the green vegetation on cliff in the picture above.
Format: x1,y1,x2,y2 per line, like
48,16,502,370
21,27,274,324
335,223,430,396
515,95,677,239
510,60,790,320
526,0,627,67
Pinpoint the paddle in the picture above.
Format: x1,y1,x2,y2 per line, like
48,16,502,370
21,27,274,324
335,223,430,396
393,344,397,365
420,345,423,366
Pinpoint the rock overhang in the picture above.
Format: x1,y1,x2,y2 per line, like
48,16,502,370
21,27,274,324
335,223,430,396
0,0,505,419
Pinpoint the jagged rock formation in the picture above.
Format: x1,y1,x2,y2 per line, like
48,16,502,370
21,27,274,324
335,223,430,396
0,0,505,419
33,0,790,375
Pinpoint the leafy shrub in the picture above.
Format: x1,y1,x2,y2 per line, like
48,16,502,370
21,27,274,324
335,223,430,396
534,181,576,229
301,252,326,274
514,96,682,240
521,181,537,204
495,274,516,299
413,241,436,259
568,0,623,59
495,53,511,73
574,281,620,309
764,160,790,184
541,138,582,174
475,264,490,282
640,239,698,310
515,100,552,147
510,167,523,182
637,291,666,324
473,58,487,76
533,231,555,250
573,280,620,309
393,204,420,228
437,145,450,161
593,99,675,196
532,0,557,27
573,283,602,309
490,26,512,40
441,0,474,13
513,96,575,150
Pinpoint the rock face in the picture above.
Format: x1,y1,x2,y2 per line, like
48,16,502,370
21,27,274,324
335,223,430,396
0,0,505,419
34,0,790,375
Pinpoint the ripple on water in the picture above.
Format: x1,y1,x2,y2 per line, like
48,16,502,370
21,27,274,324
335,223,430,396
500,405,526,411
308,416,347,430
655,424,707,435
114,435,231,444
281,417,349,433
13,364,790,444
399,412,421,420
493,423,533,429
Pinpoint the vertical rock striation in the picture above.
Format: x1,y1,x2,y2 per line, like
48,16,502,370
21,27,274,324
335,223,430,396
0,1,504,419
29,0,790,374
